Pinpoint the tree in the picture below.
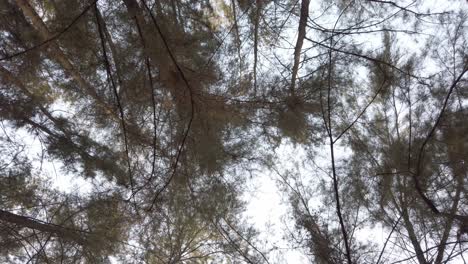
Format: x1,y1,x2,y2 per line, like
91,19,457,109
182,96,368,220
0,0,466,263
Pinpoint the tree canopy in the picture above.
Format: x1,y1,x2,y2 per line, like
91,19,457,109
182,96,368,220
0,0,467,263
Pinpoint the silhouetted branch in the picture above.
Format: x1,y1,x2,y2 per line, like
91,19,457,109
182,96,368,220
127,13,158,200
376,215,402,264
140,0,195,211
0,210,89,245
223,218,271,264
324,4,353,262
367,0,449,17
390,240,468,264
413,66,468,215
334,77,387,143
94,4,134,192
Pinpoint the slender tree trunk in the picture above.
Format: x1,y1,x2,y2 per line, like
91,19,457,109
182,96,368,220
96,8,125,91
231,0,243,82
323,27,352,263
0,209,87,245
434,169,464,263
400,206,427,264
170,0,180,28
394,180,428,264
253,0,260,95
15,0,104,106
290,0,309,96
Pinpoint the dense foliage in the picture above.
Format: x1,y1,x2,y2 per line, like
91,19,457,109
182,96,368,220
0,0,466,263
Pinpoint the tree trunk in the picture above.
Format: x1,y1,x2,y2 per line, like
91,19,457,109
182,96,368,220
434,171,463,263
15,0,104,106
253,0,260,95
0,209,87,245
396,187,428,264
290,0,309,96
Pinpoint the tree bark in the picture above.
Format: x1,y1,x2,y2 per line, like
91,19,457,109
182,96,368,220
434,166,464,263
0,209,87,245
290,0,309,96
253,0,260,95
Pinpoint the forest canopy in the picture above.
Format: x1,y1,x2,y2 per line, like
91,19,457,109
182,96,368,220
0,0,467,263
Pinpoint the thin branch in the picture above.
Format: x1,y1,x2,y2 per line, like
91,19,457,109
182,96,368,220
203,4,251,70
366,0,448,17
413,66,468,215
390,241,468,264
213,221,256,264
304,36,427,83
223,218,271,264
127,13,158,200
140,0,195,211
334,77,387,143
94,4,134,192
376,215,402,264
324,3,353,262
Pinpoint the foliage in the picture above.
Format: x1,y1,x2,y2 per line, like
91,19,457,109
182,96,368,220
0,0,466,263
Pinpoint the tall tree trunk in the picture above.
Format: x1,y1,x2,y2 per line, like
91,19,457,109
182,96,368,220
434,163,464,263
0,209,87,245
231,0,243,82
400,206,427,264
253,0,260,95
95,8,124,91
290,0,309,96
394,181,428,264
